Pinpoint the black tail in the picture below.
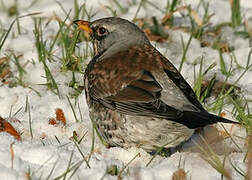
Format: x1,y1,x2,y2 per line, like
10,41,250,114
176,111,240,129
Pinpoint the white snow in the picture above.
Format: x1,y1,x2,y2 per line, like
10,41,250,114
0,0,252,179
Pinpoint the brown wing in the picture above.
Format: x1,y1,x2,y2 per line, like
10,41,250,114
86,44,204,120
100,71,182,119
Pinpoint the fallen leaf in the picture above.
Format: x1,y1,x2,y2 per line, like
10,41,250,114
55,108,66,126
48,108,66,126
0,117,21,140
48,118,57,125
189,9,203,26
172,168,186,180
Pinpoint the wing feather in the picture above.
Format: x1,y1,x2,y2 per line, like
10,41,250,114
86,44,207,127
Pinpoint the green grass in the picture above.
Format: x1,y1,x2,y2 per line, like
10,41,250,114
0,0,251,179
33,17,61,97
230,0,242,28
178,33,193,72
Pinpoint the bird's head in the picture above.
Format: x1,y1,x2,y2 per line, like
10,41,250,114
74,17,149,57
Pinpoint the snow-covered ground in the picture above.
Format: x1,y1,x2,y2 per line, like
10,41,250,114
0,0,251,179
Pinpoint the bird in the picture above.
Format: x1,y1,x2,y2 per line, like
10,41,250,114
74,17,239,152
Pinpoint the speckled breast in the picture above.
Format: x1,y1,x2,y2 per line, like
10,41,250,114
88,99,195,152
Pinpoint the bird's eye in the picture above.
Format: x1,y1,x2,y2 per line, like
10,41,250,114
97,26,107,36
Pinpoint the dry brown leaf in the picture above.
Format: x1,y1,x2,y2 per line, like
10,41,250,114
134,18,169,43
189,9,203,26
0,68,11,79
0,117,21,140
161,12,173,24
48,118,57,125
0,57,11,80
172,168,187,180
0,57,8,64
55,108,66,126
143,28,168,43
48,108,66,126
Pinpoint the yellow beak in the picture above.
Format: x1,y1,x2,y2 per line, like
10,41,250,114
73,20,92,33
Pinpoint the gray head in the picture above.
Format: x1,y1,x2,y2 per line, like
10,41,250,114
75,17,149,57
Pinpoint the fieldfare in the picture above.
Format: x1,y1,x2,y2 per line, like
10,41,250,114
74,17,239,152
